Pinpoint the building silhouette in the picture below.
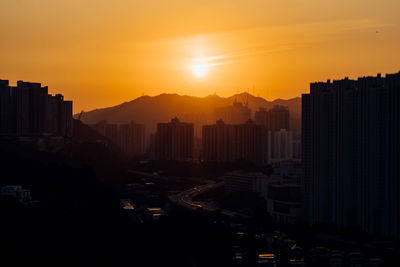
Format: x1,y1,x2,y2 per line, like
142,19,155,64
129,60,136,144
302,72,400,237
268,105,290,131
255,105,290,132
203,117,300,166
0,80,11,135
202,119,270,166
45,94,73,136
267,183,302,224
119,122,145,156
254,106,298,163
91,120,145,157
254,107,269,126
0,79,72,137
222,171,268,194
270,129,293,163
234,119,269,165
154,117,194,161
202,120,235,163
214,100,251,125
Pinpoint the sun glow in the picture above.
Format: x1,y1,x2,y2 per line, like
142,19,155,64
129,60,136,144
191,63,208,77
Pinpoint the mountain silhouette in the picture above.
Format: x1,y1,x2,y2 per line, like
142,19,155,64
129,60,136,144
76,93,301,136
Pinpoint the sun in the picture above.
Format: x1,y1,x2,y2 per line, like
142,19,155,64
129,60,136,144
191,63,207,77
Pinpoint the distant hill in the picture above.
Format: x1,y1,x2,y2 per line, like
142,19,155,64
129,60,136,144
69,119,124,158
72,119,110,143
77,93,301,136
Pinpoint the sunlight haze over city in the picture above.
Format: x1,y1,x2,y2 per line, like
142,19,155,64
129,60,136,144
1,0,399,112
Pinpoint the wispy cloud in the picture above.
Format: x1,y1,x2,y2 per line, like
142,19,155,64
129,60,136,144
192,44,306,67
133,17,394,69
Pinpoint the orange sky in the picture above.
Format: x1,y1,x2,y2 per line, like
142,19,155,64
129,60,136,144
1,0,400,112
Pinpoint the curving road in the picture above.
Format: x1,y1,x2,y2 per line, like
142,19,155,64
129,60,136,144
169,181,249,218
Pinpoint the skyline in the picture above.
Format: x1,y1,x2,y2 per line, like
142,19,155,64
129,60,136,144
3,1,400,266
1,0,400,112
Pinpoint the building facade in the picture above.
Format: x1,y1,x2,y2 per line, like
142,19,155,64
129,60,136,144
254,107,269,126
254,105,290,132
203,119,298,166
270,129,293,163
202,119,270,166
267,183,302,224
0,80,11,135
91,120,146,157
302,72,400,237
119,122,145,156
268,105,290,131
0,79,72,137
222,171,268,195
202,120,235,162
214,100,251,125
154,117,194,161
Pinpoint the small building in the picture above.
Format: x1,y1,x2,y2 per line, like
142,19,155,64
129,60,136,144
267,183,302,224
222,171,268,195
1,185,31,203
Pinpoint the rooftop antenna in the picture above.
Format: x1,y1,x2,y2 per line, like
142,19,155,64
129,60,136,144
246,91,249,107
77,110,85,121
241,89,249,107
234,88,240,104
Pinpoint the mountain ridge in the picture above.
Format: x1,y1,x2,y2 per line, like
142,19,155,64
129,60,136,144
77,93,301,136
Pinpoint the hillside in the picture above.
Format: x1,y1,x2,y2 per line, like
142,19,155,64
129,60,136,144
77,93,301,136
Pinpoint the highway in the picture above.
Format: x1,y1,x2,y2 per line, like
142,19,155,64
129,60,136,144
128,169,249,218
169,181,249,218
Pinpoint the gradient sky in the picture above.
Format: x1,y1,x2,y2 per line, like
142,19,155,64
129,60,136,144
1,0,400,112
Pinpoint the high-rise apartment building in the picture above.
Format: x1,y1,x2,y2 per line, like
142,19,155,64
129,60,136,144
234,120,269,165
119,122,145,156
60,99,73,137
91,120,146,157
215,100,251,125
254,107,269,126
254,106,290,132
154,117,194,161
269,105,290,131
202,120,235,162
0,80,72,137
270,129,293,163
302,77,358,228
202,119,270,166
13,81,49,135
0,80,11,135
302,72,400,237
